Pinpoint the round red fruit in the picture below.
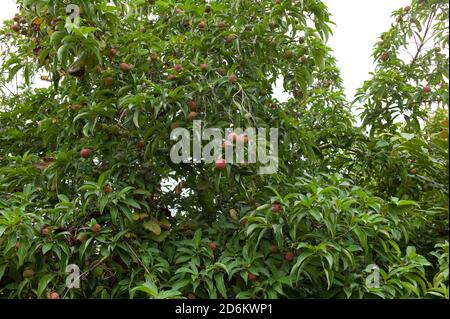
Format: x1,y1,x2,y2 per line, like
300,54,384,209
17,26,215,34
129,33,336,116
49,292,60,299
285,252,295,262
270,244,279,253
189,100,197,111
228,74,238,83
188,112,198,121
248,272,257,282
271,203,282,213
215,159,226,170
174,64,183,72
80,148,92,159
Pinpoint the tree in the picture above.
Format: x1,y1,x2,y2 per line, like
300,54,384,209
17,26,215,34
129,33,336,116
0,0,448,299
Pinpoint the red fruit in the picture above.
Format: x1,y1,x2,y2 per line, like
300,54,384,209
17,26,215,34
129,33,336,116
109,48,117,59
11,22,20,32
226,34,236,43
270,244,279,253
119,63,131,72
103,185,113,193
174,64,183,72
91,224,102,233
208,242,217,251
236,134,248,144
76,233,88,242
167,74,176,80
285,252,295,262
215,159,226,170
222,140,233,149
228,74,238,83
188,112,198,121
49,292,60,299
198,21,206,30
248,272,257,282
271,203,282,213
404,5,411,12
138,140,145,148
204,5,211,13
227,132,238,142
80,148,92,159
103,77,114,87
217,21,226,29
40,226,50,236
15,242,20,250
199,63,208,72
423,85,432,93
189,100,197,111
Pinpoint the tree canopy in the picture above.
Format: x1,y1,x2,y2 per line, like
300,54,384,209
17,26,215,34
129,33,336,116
0,0,448,299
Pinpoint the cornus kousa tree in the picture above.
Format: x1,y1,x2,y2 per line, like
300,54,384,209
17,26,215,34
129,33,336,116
0,0,448,299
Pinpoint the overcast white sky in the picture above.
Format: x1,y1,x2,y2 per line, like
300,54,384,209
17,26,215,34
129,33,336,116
0,0,409,98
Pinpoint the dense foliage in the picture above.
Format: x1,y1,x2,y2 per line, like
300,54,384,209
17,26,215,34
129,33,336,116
0,0,448,299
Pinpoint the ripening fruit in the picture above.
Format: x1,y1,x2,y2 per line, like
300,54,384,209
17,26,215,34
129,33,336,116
91,223,102,233
270,244,279,253
49,292,60,299
228,132,238,142
11,22,20,32
76,233,88,242
103,185,113,193
198,21,206,30
208,242,217,251
215,159,227,170
217,21,226,29
189,100,197,111
137,139,145,149
188,112,198,121
222,140,233,149
244,25,252,32
423,85,432,93
23,268,35,279
271,203,282,213
109,48,117,59
410,168,418,175
103,77,114,87
404,5,412,12
199,63,208,72
40,226,50,236
226,34,237,43
15,242,20,250
228,74,238,83
236,134,248,144
248,272,257,282
167,74,176,80
173,64,183,72
80,148,92,159
285,252,295,262
299,55,308,64
271,103,278,109
119,63,132,72
381,52,390,62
